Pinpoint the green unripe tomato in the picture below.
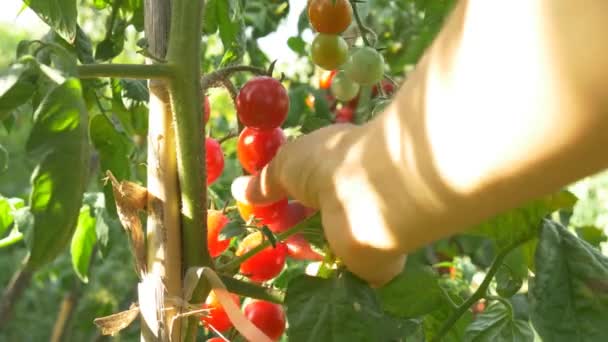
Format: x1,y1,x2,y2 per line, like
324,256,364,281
311,34,348,70
331,71,360,102
344,47,385,85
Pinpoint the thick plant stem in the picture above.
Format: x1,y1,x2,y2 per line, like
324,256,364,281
0,263,32,329
165,0,209,340
77,63,173,80
431,238,531,342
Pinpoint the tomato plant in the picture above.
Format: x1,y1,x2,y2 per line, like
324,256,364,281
331,70,360,102
237,198,289,226
237,127,286,175
236,232,287,282
319,70,337,89
308,0,353,34
200,291,240,333
311,34,348,70
345,47,385,85
205,137,224,185
206,210,231,258
236,76,289,130
334,106,355,123
244,300,287,341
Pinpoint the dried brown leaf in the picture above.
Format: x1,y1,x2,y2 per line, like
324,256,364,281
106,170,148,276
93,303,140,336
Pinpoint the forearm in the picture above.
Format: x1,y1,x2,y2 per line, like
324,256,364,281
357,0,608,252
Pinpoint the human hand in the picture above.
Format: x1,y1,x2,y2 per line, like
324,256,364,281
231,123,407,286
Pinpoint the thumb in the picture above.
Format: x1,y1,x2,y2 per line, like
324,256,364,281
231,164,287,206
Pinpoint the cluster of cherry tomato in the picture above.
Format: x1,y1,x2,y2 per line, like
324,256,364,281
308,0,394,123
198,2,398,339
201,76,323,340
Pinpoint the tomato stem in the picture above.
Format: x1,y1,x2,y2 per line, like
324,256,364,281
216,214,318,273
431,236,532,342
349,0,376,47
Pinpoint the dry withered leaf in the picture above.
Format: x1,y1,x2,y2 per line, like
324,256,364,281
94,303,140,336
106,170,148,277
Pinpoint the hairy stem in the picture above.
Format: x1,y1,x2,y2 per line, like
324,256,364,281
201,65,267,92
165,0,208,340
77,64,173,80
431,237,531,342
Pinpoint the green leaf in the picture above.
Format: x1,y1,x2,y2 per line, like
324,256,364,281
575,225,607,248
0,62,38,119
119,79,149,103
470,191,577,249
285,272,412,341
83,192,111,255
90,114,131,219
243,0,290,38
530,220,608,341
71,205,97,282
495,266,523,298
203,0,219,34
215,0,245,66
94,20,127,61
24,0,78,42
464,302,534,342
377,257,444,318
287,36,307,56
25,78,89,270
219,220,245,240
0,197,14,237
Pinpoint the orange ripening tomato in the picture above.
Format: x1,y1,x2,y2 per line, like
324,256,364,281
308,0,352,34
200,291,240,332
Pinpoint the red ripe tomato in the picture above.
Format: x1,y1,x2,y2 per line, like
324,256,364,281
266,201,315,233
371,80,396,98
244,301,286,341
334,106,354,123
203,96,211,124
308,0,352,34
200,291,240,333
237,127,286,175
206,338,224,342
237,232,287,282
207,210,231,258
319,70,337,89
285,234,323,261
236,77,289,130
205,137,224,185
237,198,288,226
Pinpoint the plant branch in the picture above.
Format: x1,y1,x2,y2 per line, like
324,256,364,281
201,65,267,92
431,237,531,342
220,276,285,304
349,0,376,47
77,63,174,80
